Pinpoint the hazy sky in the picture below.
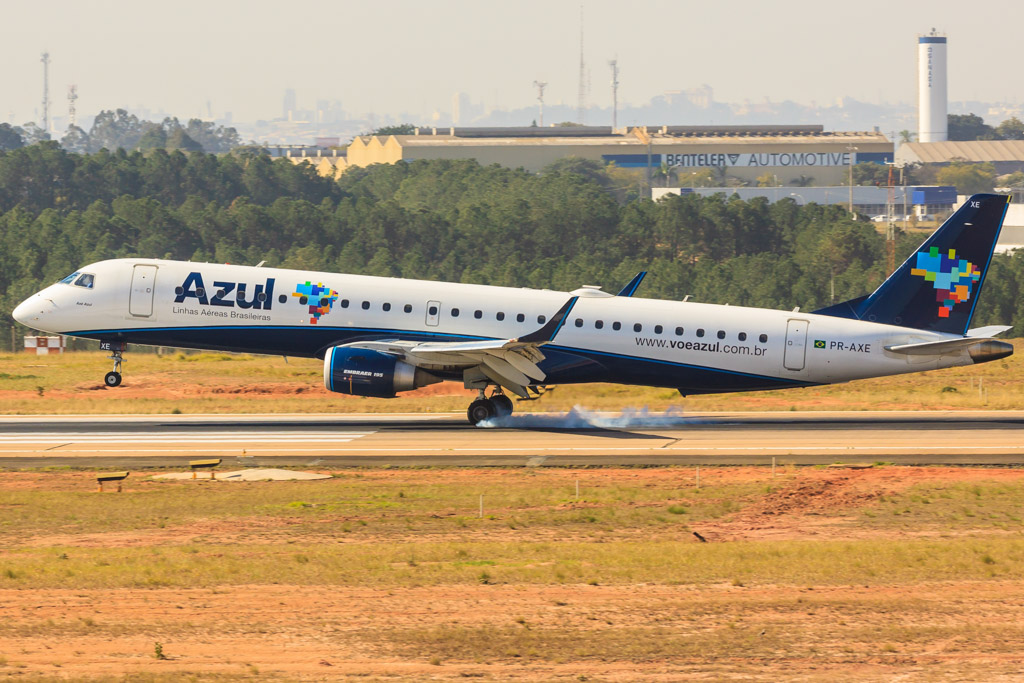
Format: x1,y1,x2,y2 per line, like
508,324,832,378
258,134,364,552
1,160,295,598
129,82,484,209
5,0,1023,126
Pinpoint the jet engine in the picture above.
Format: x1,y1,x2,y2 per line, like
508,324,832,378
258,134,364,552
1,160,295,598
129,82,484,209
323,346,440,398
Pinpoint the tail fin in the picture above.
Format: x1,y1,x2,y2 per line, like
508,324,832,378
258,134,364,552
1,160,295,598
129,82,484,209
815,193,1010,334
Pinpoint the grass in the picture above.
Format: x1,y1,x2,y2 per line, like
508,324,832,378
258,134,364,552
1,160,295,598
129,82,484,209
2,469,1024,590
2,537,1024,590
0,470,765,537
0,343,1021,413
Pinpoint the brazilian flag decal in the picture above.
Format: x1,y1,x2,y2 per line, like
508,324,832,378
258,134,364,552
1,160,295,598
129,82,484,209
813,340,826,349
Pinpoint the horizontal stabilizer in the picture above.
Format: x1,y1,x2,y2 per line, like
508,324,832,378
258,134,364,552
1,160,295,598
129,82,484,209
967,325,1013,338
885,337,1003,356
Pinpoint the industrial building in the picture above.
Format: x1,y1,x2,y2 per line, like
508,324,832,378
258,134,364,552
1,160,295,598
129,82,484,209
896,140,1024,175
343,125,893,186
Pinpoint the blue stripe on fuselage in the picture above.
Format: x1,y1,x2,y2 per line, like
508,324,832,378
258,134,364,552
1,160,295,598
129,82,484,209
66,324,805,394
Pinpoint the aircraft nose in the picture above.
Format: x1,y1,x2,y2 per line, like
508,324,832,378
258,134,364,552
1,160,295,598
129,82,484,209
12,295,55,326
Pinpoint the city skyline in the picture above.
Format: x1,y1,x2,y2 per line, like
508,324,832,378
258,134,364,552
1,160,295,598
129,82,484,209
4,0,1023,130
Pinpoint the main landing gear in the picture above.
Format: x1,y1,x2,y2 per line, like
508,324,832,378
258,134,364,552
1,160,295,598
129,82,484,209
467,389,514,425
100,341,126,387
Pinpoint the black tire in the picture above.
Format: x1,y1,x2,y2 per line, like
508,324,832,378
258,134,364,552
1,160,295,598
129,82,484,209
491,394,514,417
104,371,122,387
467,398,496,425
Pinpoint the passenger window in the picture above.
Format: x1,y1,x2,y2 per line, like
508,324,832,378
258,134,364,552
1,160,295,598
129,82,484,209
717,330,726,340
278,294,287,304
675,327,684,336
654,325,663,334
451,307,460,317
496,312,505,321
475,310,483,319
383,302,391,312
74,273,95,289
362,301,370,310
299,295,308,305
196,287,206,298
257,292,267,302
612,322,621,331
537,315,546,324
516,313,525,323
574,318,583,327
595,320,604,329
759,334,768,343
738,332,747,341
696,329,705,338
633,323,642,332
341,299,350,308
404,304,412,313
428,305,438,316
176,287,185,296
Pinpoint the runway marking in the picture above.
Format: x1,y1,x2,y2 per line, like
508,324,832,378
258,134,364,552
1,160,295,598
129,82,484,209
0,431,375,444
1,445,1022,456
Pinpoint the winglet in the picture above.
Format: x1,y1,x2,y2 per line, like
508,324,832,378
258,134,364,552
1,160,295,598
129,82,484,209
617,271,647,297
518,297,579,344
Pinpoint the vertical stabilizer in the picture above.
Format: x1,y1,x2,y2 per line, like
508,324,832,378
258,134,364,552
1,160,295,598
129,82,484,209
815,194,1010,334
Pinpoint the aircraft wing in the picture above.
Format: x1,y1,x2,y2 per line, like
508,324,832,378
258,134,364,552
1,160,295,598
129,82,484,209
336,297,578,398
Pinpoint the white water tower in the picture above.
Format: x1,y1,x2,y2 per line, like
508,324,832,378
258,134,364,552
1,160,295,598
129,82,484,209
918,30,947,142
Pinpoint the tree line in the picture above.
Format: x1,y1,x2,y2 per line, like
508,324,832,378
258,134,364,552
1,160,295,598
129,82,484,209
2,148,1023,351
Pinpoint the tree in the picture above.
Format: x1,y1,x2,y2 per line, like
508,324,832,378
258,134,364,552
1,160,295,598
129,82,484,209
899,130,916,144
19,122,50,144
936,160,997,194
165,128,202,152
756,172,781,187
0,123,24,151
88,109,145,151
60,126,90,154
947,113,997,141
137,125,168,150
371,124,416,136
996,171,1024,189
995,117,1024,141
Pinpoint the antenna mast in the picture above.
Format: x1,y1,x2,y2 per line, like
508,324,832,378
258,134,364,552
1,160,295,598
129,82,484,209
533,81,547,127
576,4,586,124
609,59,619,130
41,52,50,133
67,85,78,128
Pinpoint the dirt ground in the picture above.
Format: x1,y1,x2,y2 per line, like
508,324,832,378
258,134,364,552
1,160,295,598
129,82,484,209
3,467,1024,681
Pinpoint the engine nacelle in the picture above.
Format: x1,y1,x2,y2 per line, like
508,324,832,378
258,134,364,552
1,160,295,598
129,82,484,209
323,346,440,398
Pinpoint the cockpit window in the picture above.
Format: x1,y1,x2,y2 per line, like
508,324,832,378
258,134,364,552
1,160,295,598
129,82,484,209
73,273,95,289
59,272,80,285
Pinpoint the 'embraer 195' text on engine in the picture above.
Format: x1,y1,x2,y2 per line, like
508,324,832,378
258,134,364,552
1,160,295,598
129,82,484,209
173,272,276,310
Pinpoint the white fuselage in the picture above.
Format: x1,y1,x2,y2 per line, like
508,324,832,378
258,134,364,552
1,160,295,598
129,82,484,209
13,258,975,394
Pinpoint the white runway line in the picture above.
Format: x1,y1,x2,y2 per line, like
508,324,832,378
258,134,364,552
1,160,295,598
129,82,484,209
0,431,375,444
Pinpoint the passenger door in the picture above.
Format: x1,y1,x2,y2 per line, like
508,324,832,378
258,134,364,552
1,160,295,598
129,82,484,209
784,319,808,371
129,264,158,317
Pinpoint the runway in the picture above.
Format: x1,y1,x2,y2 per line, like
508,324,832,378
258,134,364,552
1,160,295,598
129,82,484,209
2,410,1024,468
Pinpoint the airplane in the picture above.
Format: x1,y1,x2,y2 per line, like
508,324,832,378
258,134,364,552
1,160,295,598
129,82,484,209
13,193,1014,425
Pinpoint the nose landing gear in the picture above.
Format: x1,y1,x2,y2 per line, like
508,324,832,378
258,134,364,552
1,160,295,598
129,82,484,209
467,388,514,425
100,341,125,387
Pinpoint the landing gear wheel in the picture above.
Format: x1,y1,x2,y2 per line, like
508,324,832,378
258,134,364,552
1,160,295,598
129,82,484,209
491,394,514,417
104,371,122,387
467,398,497,425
